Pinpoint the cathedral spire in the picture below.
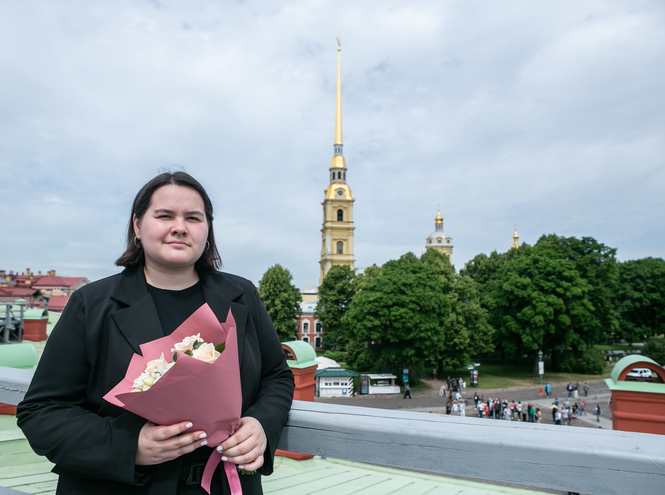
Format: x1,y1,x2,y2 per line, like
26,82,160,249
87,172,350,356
512,225,520,249
331,38,346,170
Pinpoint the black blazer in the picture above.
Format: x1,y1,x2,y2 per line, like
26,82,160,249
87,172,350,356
17,265,294,495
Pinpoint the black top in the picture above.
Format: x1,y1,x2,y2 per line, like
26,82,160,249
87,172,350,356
147,282,205,336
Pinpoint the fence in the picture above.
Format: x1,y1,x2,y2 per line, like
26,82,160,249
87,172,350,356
1,366,664,494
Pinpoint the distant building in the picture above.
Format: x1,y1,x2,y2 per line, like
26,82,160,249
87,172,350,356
296,299,323,350
425,210,453,262
512,227,520,249
320,40,356,285
0,268,89,311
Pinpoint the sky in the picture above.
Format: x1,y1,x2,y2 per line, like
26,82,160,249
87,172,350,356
1,0,663,291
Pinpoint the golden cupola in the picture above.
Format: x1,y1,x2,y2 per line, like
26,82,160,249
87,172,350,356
512,227,520,249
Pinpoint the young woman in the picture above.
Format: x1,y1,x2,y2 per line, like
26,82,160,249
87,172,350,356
18,172,295,494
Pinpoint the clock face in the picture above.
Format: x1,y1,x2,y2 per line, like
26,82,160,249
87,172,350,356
336,188,344,196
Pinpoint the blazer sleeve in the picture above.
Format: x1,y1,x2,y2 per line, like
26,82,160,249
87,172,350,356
240,285,295,476
16,290,149,486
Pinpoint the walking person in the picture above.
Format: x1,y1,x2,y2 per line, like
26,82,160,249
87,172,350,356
473,393,479,409
583,382,589,397
460,400,466,417
544,382,551,398
594,403,602,422
439,384,447,397
403,383,411,399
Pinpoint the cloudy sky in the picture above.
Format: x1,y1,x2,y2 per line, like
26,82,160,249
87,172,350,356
1,0,663,290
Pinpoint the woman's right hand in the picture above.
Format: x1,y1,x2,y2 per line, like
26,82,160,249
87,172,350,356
136,421,208,465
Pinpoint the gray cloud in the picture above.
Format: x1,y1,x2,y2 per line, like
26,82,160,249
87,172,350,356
1,0,663,289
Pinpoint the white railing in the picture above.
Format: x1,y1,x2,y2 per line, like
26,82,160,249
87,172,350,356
2,366,665,495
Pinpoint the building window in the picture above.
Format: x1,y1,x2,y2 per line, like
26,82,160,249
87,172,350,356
302,336,309,343
338,171,341,179
315,321,322,333
437,239,442,244
336,241,343,254
427,239,431,244
315,336,322,348
303,321,309,332
337,209,343,221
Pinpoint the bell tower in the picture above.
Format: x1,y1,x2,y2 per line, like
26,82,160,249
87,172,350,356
320,39,355,285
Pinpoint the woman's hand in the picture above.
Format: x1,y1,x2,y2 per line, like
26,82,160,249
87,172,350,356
217,416,267,471
136,420,208,466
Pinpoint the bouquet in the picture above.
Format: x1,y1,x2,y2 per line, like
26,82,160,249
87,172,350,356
103,304,242,495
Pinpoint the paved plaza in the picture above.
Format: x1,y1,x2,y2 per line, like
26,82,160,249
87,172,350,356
317,378,613,430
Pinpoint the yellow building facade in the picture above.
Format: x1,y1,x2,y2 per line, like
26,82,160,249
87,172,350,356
320,41,355,285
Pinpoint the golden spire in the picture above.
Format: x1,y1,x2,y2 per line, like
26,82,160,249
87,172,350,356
512,225,519,249
334,37,342,145
330,38,346,170
435,209,443,224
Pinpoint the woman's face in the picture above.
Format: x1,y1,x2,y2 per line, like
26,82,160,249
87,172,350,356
133,185,209,273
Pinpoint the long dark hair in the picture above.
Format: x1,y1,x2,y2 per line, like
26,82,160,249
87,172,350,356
115,172,222,273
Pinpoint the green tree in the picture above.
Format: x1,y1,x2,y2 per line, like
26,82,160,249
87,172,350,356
493,243,595,368
421,250,494,369
616,258,665,342
258,264,302,342
535,235,619,342
641,337,665,366
344,253,450,382
315,265,357,350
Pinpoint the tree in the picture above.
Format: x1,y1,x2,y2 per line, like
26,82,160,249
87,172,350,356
344,253,450,382
616,258,665,342
315,265,357,350
535,235,619,343
421,250,494,369
258,264,302,342
641,337,665,366
492,243,595,368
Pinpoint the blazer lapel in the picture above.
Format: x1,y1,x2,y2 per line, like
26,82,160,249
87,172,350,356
110,266,163,355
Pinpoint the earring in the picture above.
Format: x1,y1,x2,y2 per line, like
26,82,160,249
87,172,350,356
133,236,141,248
205,241,210,251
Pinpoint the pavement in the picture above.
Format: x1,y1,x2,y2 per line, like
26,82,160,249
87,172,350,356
316,378,614,430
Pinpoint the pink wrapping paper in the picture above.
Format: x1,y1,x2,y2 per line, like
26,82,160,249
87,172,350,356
103,304,242,494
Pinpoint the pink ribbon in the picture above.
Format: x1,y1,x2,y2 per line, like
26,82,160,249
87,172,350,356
201,451,242,495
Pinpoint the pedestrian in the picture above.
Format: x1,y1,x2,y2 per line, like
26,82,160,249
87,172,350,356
528,403,535,423
447,376,452,390
455,391,461,402
551,403,558,422
516,401,522,421
460,400,466,417
562,407,569,425
535,408,542,423
544,382,551,398
439,384,447,397
473,393,479,409
403,383,411,399
503,406,511,421
462,380,466,393
580,400,586,415
555,409,562,425
594,403,602,422
452,401,459,416
583,381,589,397
446,400,452,415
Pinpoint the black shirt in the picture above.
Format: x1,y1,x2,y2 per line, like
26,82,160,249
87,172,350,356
147,282,205,336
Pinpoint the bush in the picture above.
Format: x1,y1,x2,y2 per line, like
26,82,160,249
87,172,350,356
641,337,665,365
558,348,606,374
323,350,347,363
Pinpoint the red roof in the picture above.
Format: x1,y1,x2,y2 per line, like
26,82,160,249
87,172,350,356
0,287,38,297
32,276,87,288
48,295,71,312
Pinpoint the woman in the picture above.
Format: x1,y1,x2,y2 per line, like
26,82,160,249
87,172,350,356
17,172,295,494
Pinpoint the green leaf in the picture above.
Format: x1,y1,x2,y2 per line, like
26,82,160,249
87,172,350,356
215,342,226,354
173,352,178,362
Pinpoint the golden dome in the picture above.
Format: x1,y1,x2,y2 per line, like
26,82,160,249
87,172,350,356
325,183,352,200
435,210,443,224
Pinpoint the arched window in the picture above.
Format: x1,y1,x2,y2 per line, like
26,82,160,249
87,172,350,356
302,336,309,344
336,241,343,254
315,321,322,333
338,171,341,179
343,172,346,180
337,209,343,221
303,321,309,332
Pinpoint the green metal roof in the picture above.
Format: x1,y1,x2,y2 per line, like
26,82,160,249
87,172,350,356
282,341,318,369
605,355,665,395
23,308,48,320
315,367,359,378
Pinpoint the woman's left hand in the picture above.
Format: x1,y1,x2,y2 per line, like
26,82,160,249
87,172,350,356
217,416,267,471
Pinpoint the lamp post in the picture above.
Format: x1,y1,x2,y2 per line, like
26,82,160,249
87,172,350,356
538,350,544,385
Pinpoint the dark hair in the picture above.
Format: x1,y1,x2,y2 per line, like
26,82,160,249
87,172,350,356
115,172,222,273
